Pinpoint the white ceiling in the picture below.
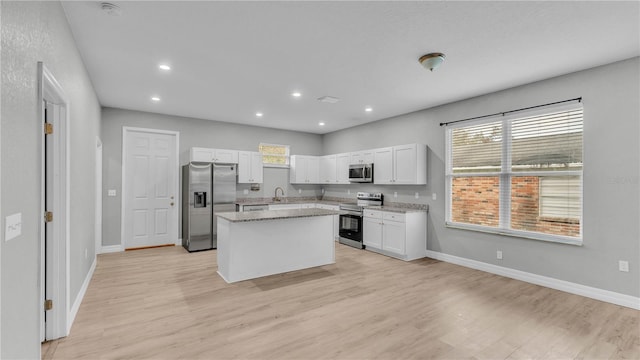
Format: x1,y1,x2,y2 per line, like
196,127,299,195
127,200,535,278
62,1,639,134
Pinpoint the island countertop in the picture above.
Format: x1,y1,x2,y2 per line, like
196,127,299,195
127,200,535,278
216,208,342,223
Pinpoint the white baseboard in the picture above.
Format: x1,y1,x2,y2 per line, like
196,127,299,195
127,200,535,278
100,244,123,253
176,238,182,246
425,250,640,310
67,256,96,333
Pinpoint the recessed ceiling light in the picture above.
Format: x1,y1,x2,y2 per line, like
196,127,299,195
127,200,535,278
256,112,263,117
318,122,325,126
292,92,302,98
365,107,373,112
159,64,171,71
151,96,160,102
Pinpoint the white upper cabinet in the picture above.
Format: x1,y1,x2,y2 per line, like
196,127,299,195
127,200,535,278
319,155,337,184
350,150,374,164
238,151,263,183
190,147,239,164
335,153,351,184
373,144,426,185
290,155,320,184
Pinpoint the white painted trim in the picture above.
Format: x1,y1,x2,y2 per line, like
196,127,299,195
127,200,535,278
100,245,124,253
425,250,640,310
121,127,180,249
95,138,103,254
67,256,96,333
177,238,182,246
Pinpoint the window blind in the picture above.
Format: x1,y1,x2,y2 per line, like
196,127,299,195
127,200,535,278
446,103,583,244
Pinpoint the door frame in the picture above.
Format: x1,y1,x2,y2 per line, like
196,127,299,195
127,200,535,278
95,137,103,254
38,62,70,341
120,127,180,249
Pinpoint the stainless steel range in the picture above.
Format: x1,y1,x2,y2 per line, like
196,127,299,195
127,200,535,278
338,192,383,249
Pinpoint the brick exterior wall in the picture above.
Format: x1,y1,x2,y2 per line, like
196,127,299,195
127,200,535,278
452,176,580,237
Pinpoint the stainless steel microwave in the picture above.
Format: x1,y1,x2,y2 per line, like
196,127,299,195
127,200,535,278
348,163,373,183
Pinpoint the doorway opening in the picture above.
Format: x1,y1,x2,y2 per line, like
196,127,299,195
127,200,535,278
38,62,70,343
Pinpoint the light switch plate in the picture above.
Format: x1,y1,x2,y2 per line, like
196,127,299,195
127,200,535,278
298,189,302,194
394,192,397,198
243,189,249,195
415,192,419,199
619,260,629,272
108,189,117,197
5,213,22,241
432,193,437,200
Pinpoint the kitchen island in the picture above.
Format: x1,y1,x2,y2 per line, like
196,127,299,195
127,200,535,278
216,208,340,283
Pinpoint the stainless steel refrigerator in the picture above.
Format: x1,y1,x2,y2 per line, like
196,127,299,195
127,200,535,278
182,163,236,252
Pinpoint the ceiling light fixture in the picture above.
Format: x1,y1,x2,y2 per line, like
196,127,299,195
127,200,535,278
256,112,263,117
151,96,160,102
365,107,373,112
292,92,302,98
318,122,325,126
317,96,340,104
419,52,446,72
159,64,171,71
100,2,122,16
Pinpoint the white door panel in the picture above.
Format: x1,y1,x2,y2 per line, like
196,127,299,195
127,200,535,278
124,129,178,249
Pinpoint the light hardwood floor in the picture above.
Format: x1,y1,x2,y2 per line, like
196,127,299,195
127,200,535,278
45,244,639,359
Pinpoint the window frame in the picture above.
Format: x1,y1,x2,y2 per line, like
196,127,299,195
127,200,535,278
259,143,290,168
445,102,583,246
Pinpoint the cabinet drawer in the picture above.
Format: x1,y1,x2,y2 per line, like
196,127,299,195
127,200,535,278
383,212,405,222
364,210,382,219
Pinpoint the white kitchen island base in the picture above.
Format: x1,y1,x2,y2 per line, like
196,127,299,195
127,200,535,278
217,212,335,283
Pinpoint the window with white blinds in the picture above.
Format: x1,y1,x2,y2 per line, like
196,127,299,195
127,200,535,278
446,103,583,244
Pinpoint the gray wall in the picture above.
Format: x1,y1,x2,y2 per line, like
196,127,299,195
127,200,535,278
323,57,640,297
101,108,323,247
1,1,101,358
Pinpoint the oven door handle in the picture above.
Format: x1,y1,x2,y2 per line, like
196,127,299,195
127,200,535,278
340,210,362,217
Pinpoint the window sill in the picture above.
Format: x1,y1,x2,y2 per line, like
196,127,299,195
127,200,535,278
445,222,583,246
263,163,290,169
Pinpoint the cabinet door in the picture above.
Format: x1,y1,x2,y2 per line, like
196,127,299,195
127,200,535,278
237,151,252,183
191,147,215,162
289,155,306,184
373,147,393,184
336,153,351,184
393,144,417,184
382,220,405,255
250,152,263,183
363,217,383,249
320,155,337,184
306,156,320,183
214,149,239,164
351,151,374,164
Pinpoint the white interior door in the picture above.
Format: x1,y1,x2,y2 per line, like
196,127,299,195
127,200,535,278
123,128,178,249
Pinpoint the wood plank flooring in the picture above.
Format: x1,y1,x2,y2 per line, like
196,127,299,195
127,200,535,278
46,244,639,359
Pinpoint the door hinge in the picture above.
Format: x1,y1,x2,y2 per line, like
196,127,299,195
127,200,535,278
45,211,53,222
44,299,53,311
44,123,53,135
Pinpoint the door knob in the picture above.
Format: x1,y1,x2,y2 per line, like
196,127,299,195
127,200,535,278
170,202,174,206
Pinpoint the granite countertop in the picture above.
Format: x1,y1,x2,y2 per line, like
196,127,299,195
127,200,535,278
217,208,343,223
235,197,346,206
364,205,429,213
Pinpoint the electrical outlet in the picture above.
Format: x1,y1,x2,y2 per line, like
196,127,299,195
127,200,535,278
432,193,437,200
415,192,419,199
348,189,351,195
322,188,325,194
85,248,88,259
108,189,116,197
497,250,503,260
619,260,629,272
394,192,398,198
243,189,249,195
298,189,302,194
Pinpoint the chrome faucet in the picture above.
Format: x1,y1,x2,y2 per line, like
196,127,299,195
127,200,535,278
274,187,285,201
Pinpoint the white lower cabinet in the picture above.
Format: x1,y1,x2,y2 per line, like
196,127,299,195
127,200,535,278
268,204,301,210
316,203,340,241
363,209,427,261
